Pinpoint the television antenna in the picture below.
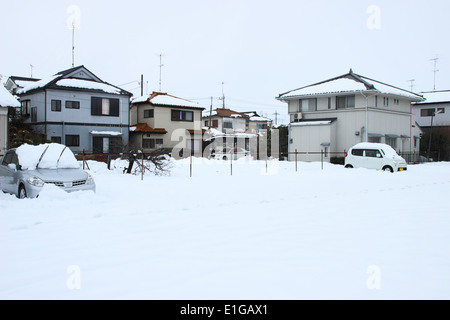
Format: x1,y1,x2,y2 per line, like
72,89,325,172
407,79,415,92
430,56,439,91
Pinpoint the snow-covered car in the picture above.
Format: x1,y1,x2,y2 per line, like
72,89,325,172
0,143,95,198
344,142,407,173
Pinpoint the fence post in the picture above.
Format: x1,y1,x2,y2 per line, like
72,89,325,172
266,157,268,174
107,155,111,170
83,149,85,170
295,149,298,172
230,149,233,176
321,150,323,170
190,153,193,177
141,152,144,181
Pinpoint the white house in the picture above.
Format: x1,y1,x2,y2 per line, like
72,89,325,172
412,90,450,132
0,85,20,155
277,69,424,162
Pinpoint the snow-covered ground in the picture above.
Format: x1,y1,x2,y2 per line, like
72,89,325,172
1,158,450,300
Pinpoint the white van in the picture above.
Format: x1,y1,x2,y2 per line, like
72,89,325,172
344,142,407,172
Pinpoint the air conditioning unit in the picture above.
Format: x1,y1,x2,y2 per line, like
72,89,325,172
291,112,302,122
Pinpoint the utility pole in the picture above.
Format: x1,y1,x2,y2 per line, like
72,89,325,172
140,74,144,96
430,56,439,91
273,110,280,126
30,64,34,78
221,82,225,108
209,96,213,130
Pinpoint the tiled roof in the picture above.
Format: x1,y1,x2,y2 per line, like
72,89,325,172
203,108,249,118
130,123,167,134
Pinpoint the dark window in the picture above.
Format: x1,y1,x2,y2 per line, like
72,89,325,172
336,95,355,109
21,100,30,116
383,97,389,106
365,149,382,158
156,139,163,145
327,97,331,109
420,108,435,117
66,135,80,147
51,100,61,112
437,107,445,114
51,136,62,144
212,120,218,128
205,120,209,126
144,109,154,118
66,101,80,109
223,119,233,129
2,151,14,166
91,97,119,116
142,138,155,149
351,149,364,156
171,110,193,122
31,107,37,122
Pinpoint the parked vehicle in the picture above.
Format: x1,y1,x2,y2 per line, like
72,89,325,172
344,142,407,172
0,143,95,198
210,147,250,160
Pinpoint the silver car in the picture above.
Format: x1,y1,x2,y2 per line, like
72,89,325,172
0,144,95,198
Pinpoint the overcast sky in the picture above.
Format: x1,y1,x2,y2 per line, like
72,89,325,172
1,0,449,124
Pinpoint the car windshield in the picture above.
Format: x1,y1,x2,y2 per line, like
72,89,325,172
16,143,80,170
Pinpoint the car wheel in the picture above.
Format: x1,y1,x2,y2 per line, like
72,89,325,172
18,184,27,199
382,166,393,173
345,164,353,168
223,156,228,160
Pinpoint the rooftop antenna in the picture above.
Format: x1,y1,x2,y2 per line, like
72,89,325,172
71,22,75,67
30,64,34,78
430,56,439,91
221,82,225,108
158,53,164,92
407,79,415,92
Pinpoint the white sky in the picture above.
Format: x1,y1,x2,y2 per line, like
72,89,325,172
1,0,449,124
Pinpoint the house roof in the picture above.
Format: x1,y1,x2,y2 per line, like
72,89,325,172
0,84,20,107
202,108,249,118
278,69,424,101
415,90,450,104
131,92,204,110
243,111,272,122
16,65,132,96
130,123,167,134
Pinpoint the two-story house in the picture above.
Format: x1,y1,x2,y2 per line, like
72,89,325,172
14,65,132,153
129,92,205,154
243,111,272,133
412,90,450,133
0,85,20,155
277,69,424,162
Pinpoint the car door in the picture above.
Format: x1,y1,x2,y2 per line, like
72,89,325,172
364,149,383,169
0,151,16,193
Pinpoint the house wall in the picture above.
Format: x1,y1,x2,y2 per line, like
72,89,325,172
285,94,418,161
0,107,8,155
131,103,204,152
20,89,130,152
288,123,333,162
412,103,450,128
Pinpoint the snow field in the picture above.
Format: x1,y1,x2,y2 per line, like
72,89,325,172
1,158,450,299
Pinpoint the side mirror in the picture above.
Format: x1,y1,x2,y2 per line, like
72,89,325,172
7,163,17,172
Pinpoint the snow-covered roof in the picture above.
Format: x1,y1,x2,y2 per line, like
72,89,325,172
132,92,203,109
0,84,20,107
243,112,272,122
56,79,122,94
417,90,450,104
16,66,130,96
278,69,424,101
90,130,123,136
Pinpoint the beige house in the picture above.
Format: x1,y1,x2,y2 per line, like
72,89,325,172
277,69,424,162
0,85,20,155
243,111,272,133
129,92,205,154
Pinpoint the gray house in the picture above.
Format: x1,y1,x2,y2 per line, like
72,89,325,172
14,65,132,153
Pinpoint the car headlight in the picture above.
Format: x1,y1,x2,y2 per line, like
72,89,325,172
86,173,95,185
27,176,45,187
